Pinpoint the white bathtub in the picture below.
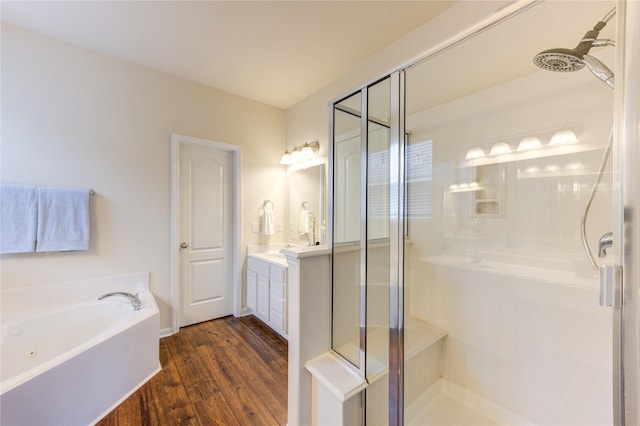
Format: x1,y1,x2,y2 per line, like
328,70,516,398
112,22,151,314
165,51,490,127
0,272,161,426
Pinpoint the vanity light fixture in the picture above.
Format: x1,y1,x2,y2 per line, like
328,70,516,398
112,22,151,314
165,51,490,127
517,136,543,151
464,129,581,166
280,141,320,165
549,129,578,146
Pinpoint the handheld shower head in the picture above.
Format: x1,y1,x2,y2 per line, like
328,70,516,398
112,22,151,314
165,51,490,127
582,54,615,88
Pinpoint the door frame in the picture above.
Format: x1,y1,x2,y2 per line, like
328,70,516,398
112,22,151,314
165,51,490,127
170,133,242,335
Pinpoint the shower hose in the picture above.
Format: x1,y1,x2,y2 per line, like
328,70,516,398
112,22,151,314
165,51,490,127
580,126,614,273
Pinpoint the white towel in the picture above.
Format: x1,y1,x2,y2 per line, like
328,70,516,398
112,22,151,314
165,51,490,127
298,209,310,234
36,186,90,252
0,184,38,253
263,209,275,235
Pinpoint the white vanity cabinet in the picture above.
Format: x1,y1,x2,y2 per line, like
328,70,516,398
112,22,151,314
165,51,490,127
247,269,257,312
268,265,287,333
246,255,288,339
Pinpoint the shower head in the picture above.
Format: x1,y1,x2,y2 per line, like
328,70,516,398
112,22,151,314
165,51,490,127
533,48,585,72
533,7,616,87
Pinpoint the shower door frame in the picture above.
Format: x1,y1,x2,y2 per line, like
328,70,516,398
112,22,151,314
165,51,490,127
618,1,640,424
329,1,639,425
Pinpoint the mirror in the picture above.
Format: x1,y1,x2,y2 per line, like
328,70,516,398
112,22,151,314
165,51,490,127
287,162,326,245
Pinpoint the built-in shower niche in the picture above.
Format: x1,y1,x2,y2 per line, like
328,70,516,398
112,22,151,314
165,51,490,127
473,164,506,216
446,163,506,225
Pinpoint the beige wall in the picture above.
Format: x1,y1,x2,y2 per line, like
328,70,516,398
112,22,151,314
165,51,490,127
0,24,287,329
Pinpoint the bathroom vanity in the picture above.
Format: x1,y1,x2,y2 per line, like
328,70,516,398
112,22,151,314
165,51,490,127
246,247,289,339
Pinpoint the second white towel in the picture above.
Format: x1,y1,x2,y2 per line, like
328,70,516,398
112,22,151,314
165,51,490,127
298,209,310,234
36,186,90,252
263,209,275,235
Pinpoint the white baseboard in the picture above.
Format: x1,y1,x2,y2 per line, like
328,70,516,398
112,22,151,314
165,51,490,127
159,327,175,338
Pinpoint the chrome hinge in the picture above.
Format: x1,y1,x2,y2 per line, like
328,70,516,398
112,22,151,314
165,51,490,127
599,264,623,307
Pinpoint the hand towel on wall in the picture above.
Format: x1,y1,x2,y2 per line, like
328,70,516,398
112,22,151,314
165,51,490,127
298,207,310,235
36,186,90,252
263,209,275,235
0,184,38,253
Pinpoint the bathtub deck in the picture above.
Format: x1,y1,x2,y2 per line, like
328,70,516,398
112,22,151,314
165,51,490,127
97,315,288,426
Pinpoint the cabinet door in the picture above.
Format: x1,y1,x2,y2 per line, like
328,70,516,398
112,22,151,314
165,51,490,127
269,307,286,334
269,267,287,336
247,269,257,312
257,274,270,321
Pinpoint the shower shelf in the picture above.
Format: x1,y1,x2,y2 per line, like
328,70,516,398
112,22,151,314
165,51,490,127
333,317,447,384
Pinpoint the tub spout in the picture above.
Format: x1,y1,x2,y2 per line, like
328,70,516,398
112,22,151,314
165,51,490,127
98,292,142,310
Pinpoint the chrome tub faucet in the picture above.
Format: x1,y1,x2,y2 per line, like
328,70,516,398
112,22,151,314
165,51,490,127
98,292,142,310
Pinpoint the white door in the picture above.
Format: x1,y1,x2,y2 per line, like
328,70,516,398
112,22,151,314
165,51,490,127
179,143,233,327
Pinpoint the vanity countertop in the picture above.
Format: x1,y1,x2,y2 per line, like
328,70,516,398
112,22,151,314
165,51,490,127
247,244,293,267
248,251,288,267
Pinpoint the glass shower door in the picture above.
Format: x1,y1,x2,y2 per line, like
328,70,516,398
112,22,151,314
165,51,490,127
402,1,616,424
331,77,394,424
332,91,363,369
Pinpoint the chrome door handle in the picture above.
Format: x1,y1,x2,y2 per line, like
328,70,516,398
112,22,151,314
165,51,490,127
180,242,188,249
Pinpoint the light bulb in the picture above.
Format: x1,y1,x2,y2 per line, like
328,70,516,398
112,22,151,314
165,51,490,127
280,150,292,165
549,130,578,146
489,142,512,156
517,136,542,151
300,143,315,160
465,147,486,160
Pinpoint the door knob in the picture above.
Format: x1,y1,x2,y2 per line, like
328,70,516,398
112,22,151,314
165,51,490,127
180,242,188,249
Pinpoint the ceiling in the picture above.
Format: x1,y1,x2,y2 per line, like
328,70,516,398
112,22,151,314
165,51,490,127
334,0,616,119
1,1,454,110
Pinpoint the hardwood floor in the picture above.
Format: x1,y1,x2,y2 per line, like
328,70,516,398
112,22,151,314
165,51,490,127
98,315,288,426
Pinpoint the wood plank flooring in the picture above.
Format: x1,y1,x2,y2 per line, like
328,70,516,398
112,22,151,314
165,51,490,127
98,315,288,426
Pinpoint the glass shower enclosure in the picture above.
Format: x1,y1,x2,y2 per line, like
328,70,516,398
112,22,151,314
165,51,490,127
329,1,638,424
